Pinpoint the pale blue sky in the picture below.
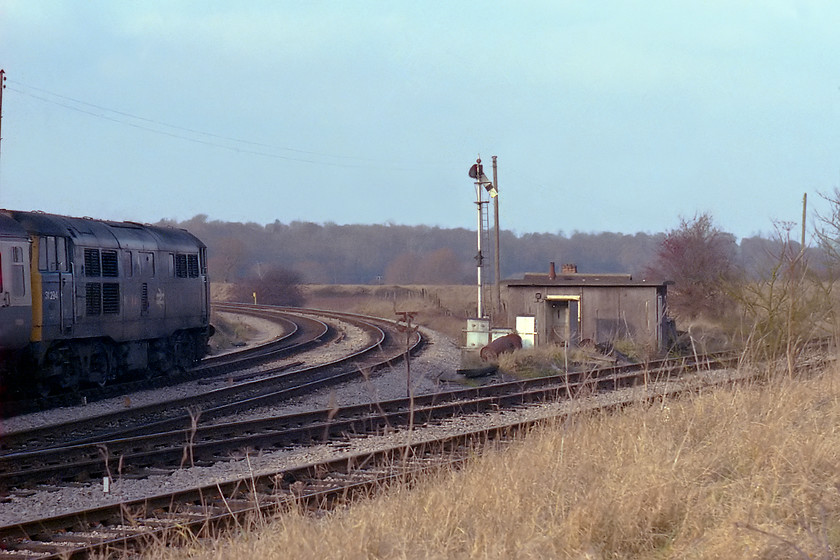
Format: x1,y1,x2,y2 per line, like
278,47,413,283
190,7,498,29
1,1,838,240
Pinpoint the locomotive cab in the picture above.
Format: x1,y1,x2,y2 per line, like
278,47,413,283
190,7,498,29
0,213,33,358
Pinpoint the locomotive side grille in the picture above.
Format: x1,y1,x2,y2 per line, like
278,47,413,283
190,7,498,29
86,283,102,316
141,282,149,316
102,250,119,277
84,248,101,277
187,254,199,278
175,254,188,278
102,283,120,315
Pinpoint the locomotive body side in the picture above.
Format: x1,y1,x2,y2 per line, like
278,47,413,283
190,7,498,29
1,210,211,391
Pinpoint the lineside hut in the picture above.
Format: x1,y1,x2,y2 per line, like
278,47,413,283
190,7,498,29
502,263,673,351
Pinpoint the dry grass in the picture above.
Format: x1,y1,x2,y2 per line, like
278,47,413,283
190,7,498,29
207,310,258,354
143,362,840,560
497,344,623,378
210,282,466,353
300,284,476,341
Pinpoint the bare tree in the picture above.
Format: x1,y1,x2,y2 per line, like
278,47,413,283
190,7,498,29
815,188,840,273
384,249,468,285
814,188,840,342
735,221,832,377
208,237,247,283
231,266,305,307
384,252,418,285
419,248,467,284
644,213,738,320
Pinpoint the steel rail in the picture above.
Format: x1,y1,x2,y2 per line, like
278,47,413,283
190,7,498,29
0,334,831,556
0,351,730,489
0,309,412,454
0,366,742,559
0,305,313,418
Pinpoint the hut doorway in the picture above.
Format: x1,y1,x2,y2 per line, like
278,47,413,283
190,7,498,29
545,295,580,345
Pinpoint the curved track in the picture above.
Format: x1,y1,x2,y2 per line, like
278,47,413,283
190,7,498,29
0,305,417,452
7,308,816,559
0,352,733,489
0,305,326,417
0,350,753,558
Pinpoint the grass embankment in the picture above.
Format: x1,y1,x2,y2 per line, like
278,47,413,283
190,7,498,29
206,310,259,355
301,284,476,342
144,362,840,560
212,283,476,342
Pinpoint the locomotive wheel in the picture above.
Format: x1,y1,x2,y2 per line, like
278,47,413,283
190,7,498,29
60,363,81,391
148,339,174,375
87,344,113,387
38,346,81,396
172,332,195,372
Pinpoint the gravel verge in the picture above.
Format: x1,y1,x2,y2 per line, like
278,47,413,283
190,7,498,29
0,312,747,527
0,314,464,525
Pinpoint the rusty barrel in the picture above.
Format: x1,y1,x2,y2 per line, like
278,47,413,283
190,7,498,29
479,333,523,361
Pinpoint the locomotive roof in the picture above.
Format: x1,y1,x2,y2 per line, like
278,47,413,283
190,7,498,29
2,210,205,252
0,212,28,240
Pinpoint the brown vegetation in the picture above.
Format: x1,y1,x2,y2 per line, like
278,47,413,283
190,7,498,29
301,284,475,342
144,364,840,560
228,267,305,307
206,311,259,354
644,212,739,322
161,215,795,287
168,201,840,559
734,223,834,377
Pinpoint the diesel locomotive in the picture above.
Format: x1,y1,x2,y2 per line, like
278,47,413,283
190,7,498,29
0,210,212,394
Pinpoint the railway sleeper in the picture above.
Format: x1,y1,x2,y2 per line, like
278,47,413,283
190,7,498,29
10,541,76,554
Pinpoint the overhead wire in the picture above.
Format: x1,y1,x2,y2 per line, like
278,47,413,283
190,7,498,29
7,80,439,170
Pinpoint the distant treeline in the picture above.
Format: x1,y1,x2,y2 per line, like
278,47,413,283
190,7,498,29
157,215,793,285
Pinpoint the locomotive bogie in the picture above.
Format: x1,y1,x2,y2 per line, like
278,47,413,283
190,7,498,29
0,210,212,394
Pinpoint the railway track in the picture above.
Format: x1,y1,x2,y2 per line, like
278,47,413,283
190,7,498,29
0,352,734,490
6,305,819,558
197,305,325,371
0,351,747,559
0,305,326,417
0,306,417,452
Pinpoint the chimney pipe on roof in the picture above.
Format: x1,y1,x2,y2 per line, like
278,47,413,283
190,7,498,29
549,262,556,280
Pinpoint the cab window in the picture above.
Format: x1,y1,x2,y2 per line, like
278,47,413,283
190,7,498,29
11,246,25,297
39,237,69,272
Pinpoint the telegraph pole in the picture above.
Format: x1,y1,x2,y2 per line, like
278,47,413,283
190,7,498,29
0,69,5,191
801,192,807,251
492,156,500,317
